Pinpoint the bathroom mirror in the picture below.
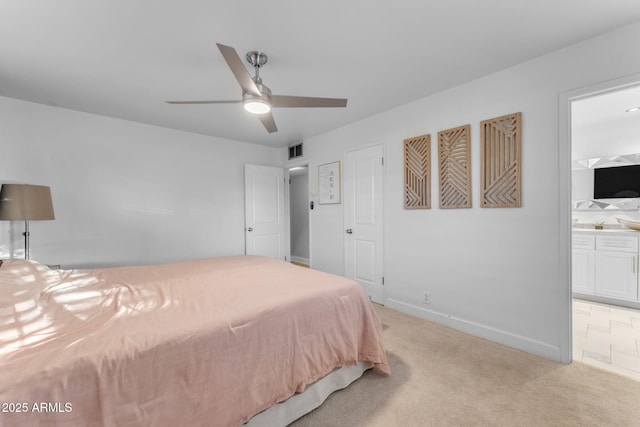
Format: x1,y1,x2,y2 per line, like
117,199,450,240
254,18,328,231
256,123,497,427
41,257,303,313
572,153,640,211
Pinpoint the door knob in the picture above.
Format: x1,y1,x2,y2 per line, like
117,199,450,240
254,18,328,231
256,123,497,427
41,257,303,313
346,228,353,234
247,227,253,232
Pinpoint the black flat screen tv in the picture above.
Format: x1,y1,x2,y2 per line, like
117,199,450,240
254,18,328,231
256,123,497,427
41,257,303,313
593,164,640,199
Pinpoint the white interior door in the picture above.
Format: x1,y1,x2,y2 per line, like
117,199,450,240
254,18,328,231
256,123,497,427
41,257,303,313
245,164,285,260
344,145,384,303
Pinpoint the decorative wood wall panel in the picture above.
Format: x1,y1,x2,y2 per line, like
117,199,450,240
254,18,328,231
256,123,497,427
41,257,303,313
404,134,431,209
480,112,522,208
438,125,471,209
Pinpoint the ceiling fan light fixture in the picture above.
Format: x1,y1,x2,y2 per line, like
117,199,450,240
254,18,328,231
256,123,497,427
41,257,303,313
243,98,271,114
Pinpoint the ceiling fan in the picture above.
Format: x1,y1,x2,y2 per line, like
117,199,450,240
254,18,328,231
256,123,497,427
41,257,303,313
166,43,348,133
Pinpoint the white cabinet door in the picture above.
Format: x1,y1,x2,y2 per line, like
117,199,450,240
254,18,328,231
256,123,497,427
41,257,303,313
595,251,638,300
572,249,595,293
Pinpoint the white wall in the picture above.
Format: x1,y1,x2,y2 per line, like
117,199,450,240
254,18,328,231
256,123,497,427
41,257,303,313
0,96,281,267
572,85,640,161
291,21,640,362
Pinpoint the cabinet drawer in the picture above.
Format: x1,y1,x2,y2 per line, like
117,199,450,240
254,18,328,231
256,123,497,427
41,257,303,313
595,235,639,253
572,234,595,250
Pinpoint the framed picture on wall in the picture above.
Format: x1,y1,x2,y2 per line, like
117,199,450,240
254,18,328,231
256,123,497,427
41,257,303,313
318,161,341,204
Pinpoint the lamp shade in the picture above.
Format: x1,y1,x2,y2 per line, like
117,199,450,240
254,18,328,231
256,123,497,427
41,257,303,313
0,184,55,221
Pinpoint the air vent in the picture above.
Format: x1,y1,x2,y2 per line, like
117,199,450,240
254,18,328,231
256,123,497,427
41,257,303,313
288,143,303,160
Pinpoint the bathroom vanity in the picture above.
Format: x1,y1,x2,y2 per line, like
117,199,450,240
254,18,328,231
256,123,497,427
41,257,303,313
572,228,640,308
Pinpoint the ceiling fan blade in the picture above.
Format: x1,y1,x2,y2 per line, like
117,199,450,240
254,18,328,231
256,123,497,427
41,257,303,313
271,95,347,108
216,43,260,95
166,100,241,104
257,112,278,133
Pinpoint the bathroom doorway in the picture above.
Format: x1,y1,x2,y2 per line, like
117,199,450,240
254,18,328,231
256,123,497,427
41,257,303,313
289,165,310,267
568,80,640,380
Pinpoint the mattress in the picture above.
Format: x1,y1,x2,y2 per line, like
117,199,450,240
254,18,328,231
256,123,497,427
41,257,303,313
0,256,388,426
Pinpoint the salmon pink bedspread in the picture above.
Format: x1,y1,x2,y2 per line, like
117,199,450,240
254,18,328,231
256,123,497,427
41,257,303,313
0,256,388,426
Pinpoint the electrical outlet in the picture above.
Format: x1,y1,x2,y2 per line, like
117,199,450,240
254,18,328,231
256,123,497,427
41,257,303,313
423,291,431,305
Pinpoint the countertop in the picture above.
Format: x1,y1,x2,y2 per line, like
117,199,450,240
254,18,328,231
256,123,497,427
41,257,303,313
572,225,640,237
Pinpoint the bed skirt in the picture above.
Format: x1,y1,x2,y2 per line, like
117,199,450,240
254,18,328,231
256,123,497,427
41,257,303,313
246,361,373,426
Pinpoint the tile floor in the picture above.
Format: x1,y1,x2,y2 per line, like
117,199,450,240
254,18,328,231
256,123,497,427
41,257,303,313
573,298,640,381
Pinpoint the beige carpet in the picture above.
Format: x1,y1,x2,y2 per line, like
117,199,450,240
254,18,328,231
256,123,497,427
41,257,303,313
291,304,640,427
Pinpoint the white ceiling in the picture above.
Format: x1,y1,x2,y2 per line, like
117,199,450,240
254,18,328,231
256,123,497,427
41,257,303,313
2,1,640,148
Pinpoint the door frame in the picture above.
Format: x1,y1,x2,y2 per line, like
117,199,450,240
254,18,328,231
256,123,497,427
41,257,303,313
559,72,640,364
286,161,311,267
343,142,386,304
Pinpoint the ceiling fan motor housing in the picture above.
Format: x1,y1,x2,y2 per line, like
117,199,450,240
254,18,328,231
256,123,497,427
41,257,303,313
243,81,271,101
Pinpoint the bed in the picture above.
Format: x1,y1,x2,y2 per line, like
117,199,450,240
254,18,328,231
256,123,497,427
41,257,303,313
0,255,389,426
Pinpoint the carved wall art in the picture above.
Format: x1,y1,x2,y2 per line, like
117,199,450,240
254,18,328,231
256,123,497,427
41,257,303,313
404,134,431,209
480,112,522,208
438,125,471,208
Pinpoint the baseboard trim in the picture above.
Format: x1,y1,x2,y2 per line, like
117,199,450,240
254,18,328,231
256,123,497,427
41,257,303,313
291,256,310,265
385,298,563,362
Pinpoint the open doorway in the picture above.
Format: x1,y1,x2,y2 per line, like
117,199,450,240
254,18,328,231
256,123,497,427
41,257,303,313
289,165,310,268
568,81,640,381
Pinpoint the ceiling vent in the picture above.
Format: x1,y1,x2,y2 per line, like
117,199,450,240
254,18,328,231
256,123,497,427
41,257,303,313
288,143,303,160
